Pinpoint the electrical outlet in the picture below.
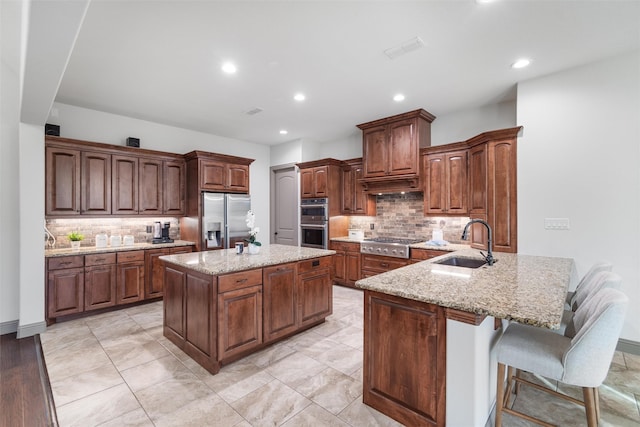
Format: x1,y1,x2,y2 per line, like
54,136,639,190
370,223,375,230
544,218,570,230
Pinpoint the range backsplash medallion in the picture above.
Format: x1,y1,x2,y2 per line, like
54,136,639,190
347,192,469,243
44,218,181,249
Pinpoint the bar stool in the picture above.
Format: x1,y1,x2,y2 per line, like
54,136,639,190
495,287,628,427
565,261,612,310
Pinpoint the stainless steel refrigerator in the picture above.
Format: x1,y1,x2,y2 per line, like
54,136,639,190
202,193,252,249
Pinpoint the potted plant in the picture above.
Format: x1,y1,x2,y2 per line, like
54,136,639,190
244,210,261,254
67,231,84,251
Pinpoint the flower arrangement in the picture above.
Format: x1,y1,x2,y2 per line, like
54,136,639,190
245,210,261,246
67,231,84,241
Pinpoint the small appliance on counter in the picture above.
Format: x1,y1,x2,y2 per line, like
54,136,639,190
348,229,365,241
152,222,174,244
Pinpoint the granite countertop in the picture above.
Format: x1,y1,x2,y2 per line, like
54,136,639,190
330,236,469,253
355,248,576,329
159,244,335,276
45,240,196,257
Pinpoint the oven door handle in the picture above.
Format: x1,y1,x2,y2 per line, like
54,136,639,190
300,223,327,229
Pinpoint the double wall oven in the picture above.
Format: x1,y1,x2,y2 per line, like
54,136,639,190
300,198,328,249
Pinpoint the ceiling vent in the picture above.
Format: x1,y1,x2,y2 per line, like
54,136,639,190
244,107,264,116
384,36,425,60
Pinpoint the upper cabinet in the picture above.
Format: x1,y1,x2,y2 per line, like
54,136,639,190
423,147,468,215
357,109,435,194
296,159,343,215
184,151,253,195
45,136,186,217
341,158,376,216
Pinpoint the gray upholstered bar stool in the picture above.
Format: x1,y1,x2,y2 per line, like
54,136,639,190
565,261,612,310
495,288,628,427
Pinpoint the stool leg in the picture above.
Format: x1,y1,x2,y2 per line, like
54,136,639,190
496,363,506,427
594,387,601,420
583,387,598,427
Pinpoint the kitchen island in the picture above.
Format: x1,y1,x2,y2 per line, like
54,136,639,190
159,244,335,374
356,248,575,427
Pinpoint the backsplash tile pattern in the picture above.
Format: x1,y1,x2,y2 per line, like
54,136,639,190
44,218,181,249
347,192,469,243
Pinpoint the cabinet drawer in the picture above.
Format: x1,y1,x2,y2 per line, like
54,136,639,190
410,248,449,261
117,250,145,263
48,256,84,270
218,268,262,293
330,241,360,252
297,256,332,274
361,255,408,272
85,253,116,266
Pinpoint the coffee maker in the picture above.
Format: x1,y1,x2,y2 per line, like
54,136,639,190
152,221,174,244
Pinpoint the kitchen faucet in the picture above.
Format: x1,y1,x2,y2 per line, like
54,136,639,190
461,219,495,266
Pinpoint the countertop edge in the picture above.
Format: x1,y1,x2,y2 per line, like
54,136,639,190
45,240,196,257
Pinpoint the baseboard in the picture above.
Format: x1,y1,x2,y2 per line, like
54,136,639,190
0,320,19,335
617,338,640,356
17,321,47,338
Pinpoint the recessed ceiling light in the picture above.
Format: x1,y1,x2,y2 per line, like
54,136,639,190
294,93,306,101
279,130,288,135
393,94,405,102
511,58,531,69
221,62,237,74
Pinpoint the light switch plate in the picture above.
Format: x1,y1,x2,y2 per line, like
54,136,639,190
544,218,570,230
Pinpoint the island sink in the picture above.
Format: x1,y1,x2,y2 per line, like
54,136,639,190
433,256,487,269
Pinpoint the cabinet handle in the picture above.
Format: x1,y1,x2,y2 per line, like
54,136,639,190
236,278,248,283
60,262,72,266
380,263,389,268
95,258,106,262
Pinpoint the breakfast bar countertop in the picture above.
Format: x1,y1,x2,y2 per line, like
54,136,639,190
159,244,335,276
355,248,576,329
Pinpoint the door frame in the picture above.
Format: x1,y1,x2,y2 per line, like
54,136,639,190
270,163,300,246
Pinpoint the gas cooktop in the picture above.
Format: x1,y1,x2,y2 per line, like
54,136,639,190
360,237,423,258
363,237,423,245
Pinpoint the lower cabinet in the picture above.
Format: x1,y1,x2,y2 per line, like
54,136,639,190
361,254,409,278
84,253,117,311
298,256,333,327
409,248,449,264
116,251,145,304
47,256,84,318
145,246,193,299
330,241,361,288
263,263,298,342
363,290,446,427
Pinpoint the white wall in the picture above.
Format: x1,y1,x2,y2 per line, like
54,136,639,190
49,102,271,244
517,51,640,341
270,139,302,166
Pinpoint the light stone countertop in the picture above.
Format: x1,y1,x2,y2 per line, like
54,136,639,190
355,248,576,329
45,240,196,257
330,236,469,253
159,244,335,276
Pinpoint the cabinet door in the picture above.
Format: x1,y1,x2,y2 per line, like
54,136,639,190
332,249,346,284
353,164,374,215
363,126,388,177
444,151,468,214
81,151,111,215
340,167,355,214
226,164,250,193
300,168,314,198
312,167,328,197
185,271,216,359
46,147,81,216
388,118,417,176
84,264,117,311
263,263,298,342
47,268,84,318
488,140,517,253
468,144,487,214
298,266,332,327
145,248,171,299
345,251,361,285
112,155,139,214
164,160,185,215
218,285,263,360
200,160,226,191
116,262,144,304
139,157,163,215
424,154,446,214
164,266,186,340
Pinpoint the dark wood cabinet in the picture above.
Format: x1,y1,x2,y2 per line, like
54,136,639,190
198,158,250,193
139,157,163,215
163,160,185,215
423,150,468,215
145,246,192,299
363,290,446,427
357,109,435,193
298,256,333,327
45,146,81,216
218,284,263,361
341,158,376,215
409,248,449,264
81,151,111,215
84,253,117,311
300,166,328,198
330,241,361,288
296,159,344,218
112,154,139,215
46,256,84,318
361,254,409,278
263,263,298,342
116,251,145,304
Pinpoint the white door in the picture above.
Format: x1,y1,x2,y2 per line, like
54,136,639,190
271,166,298,246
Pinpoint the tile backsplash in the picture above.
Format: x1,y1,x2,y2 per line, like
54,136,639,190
44,218,181,249
347,192,470,243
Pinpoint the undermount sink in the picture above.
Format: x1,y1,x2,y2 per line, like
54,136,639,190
433,256,487,269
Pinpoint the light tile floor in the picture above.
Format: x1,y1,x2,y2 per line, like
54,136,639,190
40,286,640,427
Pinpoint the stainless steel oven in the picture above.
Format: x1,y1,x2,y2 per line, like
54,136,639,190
300,198,328,249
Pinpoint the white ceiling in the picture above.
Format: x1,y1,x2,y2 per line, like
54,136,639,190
55,0,640,146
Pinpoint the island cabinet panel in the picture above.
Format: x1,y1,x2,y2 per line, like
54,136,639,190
81,151,111,215
218,285,263,361
298,257,333,327
84,253,117,311
186,272,217,359
364,290,446,427
163,267,186,339
263,263,298,342
45,146,81,216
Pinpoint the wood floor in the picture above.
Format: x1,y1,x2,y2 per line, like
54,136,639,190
0,333,57,427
